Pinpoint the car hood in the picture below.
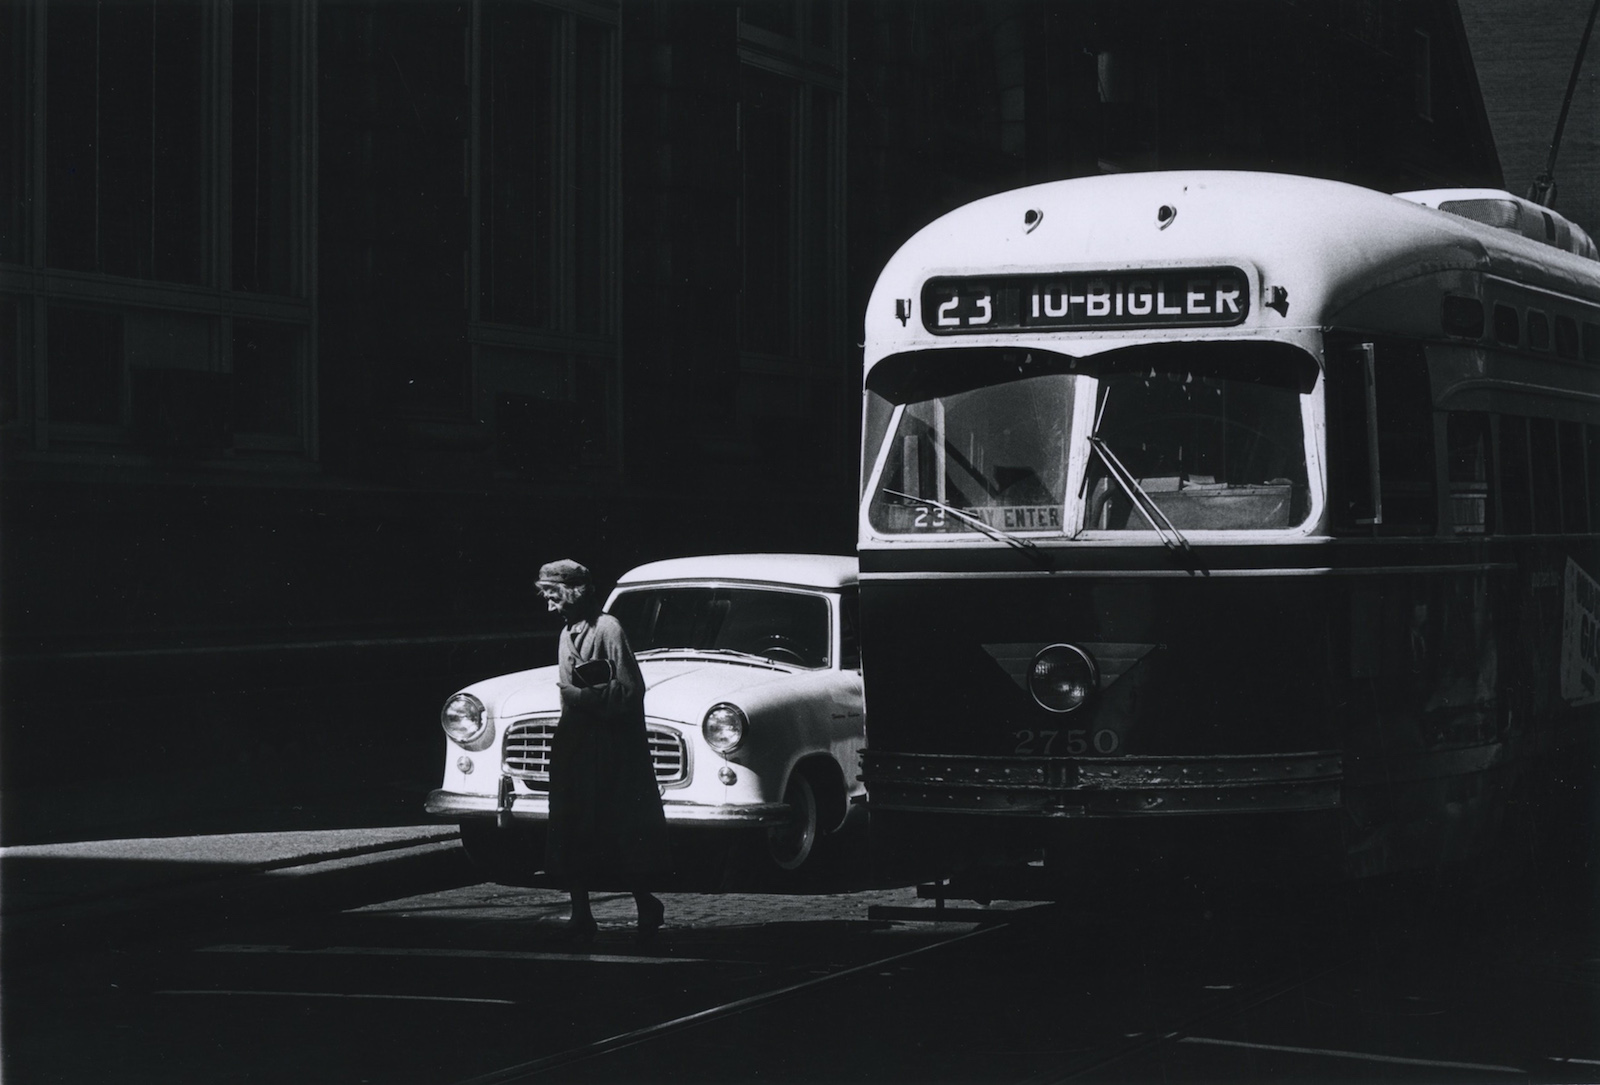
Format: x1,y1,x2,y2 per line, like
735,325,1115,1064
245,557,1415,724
489,654,802,722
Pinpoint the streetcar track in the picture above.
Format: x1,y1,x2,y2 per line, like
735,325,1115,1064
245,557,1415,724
1011,960,1345,1085
1010,896,1590,1085
1175,1035,1528,1075
200,943,750,966
155,988,520,1006
450,917,1011,1085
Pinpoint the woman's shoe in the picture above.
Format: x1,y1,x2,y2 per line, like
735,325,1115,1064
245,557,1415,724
635,895,665,945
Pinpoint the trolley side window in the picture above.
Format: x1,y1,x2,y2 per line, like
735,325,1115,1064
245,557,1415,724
1446,411,1493,535
1326,340,1437,535
1530,418,1563,534
1497,416,1533,535
1558,421,1590,534
1589,424,1600,531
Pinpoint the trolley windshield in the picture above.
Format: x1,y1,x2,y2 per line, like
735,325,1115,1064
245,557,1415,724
865,342,1317,538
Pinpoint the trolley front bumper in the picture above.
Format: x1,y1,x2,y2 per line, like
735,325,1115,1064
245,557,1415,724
862,750,1343,816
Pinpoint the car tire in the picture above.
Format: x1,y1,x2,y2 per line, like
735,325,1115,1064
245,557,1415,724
767,772,820,873
459,821,545,887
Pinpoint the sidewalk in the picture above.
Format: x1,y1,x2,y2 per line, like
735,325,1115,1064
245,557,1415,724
1,823,474,961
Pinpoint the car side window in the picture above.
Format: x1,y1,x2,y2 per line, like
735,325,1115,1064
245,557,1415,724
838,587,860,670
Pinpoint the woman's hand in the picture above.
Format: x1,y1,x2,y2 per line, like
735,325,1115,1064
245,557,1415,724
558,680,582,710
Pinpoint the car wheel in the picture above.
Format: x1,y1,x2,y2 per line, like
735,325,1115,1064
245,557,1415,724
767,772,819,872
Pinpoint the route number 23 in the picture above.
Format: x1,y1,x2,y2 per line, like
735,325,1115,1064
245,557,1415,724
937,294,993,327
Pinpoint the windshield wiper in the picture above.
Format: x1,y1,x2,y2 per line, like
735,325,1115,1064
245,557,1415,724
1084,436,1191,553
881,488,1054,568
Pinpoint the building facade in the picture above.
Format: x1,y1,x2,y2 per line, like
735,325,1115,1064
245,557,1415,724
1457,0,1599,239
0,0,1501,840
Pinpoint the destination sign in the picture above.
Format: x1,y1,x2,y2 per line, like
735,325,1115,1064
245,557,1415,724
920,267,1250,334
882,503,1063,533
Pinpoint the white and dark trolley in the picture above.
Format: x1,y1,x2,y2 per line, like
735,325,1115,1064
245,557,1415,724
857,171,1600,886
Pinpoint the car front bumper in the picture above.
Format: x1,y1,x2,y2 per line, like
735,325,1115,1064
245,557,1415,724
425,789,794,826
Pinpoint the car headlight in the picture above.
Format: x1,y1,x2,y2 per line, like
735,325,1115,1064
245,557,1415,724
441,692,495,751
702,703,747,753
1029,644,1099,713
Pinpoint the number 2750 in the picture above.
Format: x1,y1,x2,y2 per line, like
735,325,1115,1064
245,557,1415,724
1013,728,1119,755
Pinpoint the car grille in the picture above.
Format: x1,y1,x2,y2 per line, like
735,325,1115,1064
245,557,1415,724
502,716,689,789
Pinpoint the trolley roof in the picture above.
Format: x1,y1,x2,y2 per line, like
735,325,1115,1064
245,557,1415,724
864,171,1600,368
1394,187,1599,260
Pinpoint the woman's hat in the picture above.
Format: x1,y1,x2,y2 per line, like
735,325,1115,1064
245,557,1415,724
536,559,590,587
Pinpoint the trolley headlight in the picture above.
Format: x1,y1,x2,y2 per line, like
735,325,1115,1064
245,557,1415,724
441,692,494,751
702,703,747,753
1029,644,1099,714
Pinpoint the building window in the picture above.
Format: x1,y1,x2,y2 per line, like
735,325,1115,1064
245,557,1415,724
735,3,844,481
9,0,313,461
476,3,614,337
46,305,123,428
1,2,26,266
737,5,842,364
471,1,619,473
736,74,839,363
478,3,557,330
571,18,612,337
46,0,206,282
232,0,300,296
739,67,796,358
1339,0,1387,49
232,320,305,444
483,349,612,479
739,2,838,54
0,296,18,426
1413,30,1432,121
1097,49,1159,171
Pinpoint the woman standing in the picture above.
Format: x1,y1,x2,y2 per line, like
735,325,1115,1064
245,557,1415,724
537,559,669,945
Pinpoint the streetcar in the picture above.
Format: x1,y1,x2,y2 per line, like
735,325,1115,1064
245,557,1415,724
856,171,1600,889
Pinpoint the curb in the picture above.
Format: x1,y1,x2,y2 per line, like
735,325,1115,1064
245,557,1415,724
2,829,479,964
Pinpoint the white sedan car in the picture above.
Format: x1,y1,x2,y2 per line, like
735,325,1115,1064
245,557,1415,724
425,554,864,887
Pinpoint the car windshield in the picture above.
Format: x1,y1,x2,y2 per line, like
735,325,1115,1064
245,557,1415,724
609,587,831,669
865,342,1315,537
